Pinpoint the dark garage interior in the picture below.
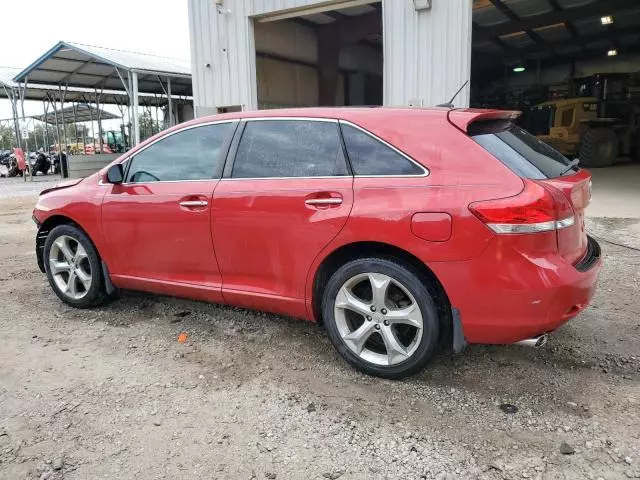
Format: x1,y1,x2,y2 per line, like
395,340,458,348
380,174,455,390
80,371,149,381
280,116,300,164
471,0,640,167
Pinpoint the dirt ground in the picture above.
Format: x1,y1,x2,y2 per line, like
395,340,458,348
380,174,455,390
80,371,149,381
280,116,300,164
0,176,638,480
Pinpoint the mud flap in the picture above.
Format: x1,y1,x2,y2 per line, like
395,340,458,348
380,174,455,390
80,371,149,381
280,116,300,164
101,261,116,295
452,307,467,353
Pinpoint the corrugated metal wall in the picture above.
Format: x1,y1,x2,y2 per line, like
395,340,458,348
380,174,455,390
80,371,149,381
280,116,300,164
188,0,259,115
383,0,472,107
187,0,473,115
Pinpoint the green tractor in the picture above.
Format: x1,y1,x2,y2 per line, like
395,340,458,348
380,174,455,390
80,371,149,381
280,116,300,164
102,127,128,154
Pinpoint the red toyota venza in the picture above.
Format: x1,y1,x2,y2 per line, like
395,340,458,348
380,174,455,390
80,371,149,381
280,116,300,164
33,108,602,378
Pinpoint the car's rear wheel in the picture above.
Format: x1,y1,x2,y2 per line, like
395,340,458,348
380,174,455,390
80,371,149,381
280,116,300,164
43,224,106,308
322,258,440,379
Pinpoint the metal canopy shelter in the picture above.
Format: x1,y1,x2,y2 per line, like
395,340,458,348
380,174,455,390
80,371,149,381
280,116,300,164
33,104,120,124
0,77,189,106
12,41,192,147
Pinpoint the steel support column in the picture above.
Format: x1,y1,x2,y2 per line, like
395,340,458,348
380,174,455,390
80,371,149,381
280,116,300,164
167,77,173,127
131,71,140,146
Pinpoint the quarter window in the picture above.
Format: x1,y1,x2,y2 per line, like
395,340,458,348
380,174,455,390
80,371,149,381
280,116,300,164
340,123,424,176
231,120,348,178
125,122,233,183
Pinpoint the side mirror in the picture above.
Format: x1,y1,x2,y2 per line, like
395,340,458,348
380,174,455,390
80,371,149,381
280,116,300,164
106,164,124,184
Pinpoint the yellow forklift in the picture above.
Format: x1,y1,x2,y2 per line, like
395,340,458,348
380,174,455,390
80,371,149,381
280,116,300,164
526,74,640,167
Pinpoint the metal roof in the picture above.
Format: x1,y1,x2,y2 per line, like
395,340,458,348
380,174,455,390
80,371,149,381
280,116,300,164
32,103,120,125
281,0,640,80
472,0,640,77
12,41,192,96
0,66,19,89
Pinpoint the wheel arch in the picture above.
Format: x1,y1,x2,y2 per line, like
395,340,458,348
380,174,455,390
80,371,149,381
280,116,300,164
311,241,454,348
37,214,102,272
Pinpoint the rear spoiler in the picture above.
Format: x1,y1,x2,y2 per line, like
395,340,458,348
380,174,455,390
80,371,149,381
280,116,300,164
447,109,521,133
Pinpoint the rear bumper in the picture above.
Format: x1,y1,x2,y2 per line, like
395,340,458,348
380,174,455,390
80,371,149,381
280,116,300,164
432,235,602,344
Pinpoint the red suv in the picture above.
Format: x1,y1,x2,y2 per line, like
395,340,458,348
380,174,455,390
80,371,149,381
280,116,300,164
33,108,602,378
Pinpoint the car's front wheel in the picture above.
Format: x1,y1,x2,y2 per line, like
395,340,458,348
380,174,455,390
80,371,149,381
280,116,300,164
322,258,440,379
43,224,106,308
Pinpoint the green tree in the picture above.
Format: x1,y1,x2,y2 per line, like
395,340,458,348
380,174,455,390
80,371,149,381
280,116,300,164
27,124,46,150
0,124,17,150
138,111,161,141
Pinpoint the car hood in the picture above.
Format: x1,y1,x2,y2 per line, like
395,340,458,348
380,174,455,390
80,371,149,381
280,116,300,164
40,177,84,196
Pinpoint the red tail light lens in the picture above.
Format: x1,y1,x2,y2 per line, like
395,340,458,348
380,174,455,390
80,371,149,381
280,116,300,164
469,180,575,234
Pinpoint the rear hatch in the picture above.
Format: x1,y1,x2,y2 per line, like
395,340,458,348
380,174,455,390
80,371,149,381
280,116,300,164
467,118,590,265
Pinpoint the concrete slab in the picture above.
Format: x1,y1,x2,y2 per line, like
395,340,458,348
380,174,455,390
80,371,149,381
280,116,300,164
587,163,640,219
586,162,640,249
0,176,61,200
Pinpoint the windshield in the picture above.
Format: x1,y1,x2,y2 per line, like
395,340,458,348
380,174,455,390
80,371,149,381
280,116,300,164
470,120,578,179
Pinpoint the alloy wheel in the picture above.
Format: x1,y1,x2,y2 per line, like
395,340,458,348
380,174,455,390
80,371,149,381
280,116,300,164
48,235,92,300
333,272,424,366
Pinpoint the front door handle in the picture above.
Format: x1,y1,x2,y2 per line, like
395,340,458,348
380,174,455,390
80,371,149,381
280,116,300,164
179,200,208,207
305,198,343,206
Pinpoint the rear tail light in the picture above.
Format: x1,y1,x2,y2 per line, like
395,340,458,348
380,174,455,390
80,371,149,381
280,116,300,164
469,180,575,234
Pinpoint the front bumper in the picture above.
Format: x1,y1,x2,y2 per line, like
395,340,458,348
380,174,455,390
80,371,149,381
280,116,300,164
35,225,48,273
433,235,602,344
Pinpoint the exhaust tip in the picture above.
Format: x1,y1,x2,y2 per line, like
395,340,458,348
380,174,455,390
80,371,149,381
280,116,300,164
535,334,549,348
514,334,550,348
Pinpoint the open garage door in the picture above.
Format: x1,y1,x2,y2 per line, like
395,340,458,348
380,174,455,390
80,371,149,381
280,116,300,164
253,1,382,108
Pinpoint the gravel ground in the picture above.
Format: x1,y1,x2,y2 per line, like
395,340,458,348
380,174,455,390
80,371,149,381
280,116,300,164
0,180,638,480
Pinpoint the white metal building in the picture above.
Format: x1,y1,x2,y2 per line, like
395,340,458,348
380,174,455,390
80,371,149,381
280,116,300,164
187,0,473,116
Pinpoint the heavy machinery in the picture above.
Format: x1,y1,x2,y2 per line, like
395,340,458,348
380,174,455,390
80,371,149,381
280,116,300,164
525,73,640,167
102,129,127,153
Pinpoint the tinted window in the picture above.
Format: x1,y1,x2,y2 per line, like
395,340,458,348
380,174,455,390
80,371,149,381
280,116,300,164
126,122,233,183
471,121,577,179
231,120,347,178
340,124,424,176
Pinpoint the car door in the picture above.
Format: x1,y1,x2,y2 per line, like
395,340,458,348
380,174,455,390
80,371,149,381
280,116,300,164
102,121,236,301
212,118,354,317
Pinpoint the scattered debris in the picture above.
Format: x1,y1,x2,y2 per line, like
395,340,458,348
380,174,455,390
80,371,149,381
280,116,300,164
322,470,344,479
499,403,518,414
52,457,64,471
560,442,576,455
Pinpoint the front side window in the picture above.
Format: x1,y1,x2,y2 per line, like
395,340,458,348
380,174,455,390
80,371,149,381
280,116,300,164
231,120,348,178
125,122,233,183
340,123,425,176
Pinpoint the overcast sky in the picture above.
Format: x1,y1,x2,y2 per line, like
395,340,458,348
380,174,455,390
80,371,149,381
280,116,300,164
0,0,190,123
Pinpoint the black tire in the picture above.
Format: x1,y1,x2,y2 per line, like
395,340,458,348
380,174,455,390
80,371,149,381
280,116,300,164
322,257,441,379
579,127,618,168
43,224,106,308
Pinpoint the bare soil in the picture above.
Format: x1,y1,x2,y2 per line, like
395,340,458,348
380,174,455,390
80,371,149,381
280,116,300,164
0,178,638,480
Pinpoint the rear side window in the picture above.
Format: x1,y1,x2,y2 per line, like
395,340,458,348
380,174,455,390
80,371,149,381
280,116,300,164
340,123,425,176
470,121,577,179
231,120,348,178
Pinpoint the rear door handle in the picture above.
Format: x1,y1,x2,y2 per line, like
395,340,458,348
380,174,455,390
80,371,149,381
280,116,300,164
305,198,343,206
179,200,208,207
